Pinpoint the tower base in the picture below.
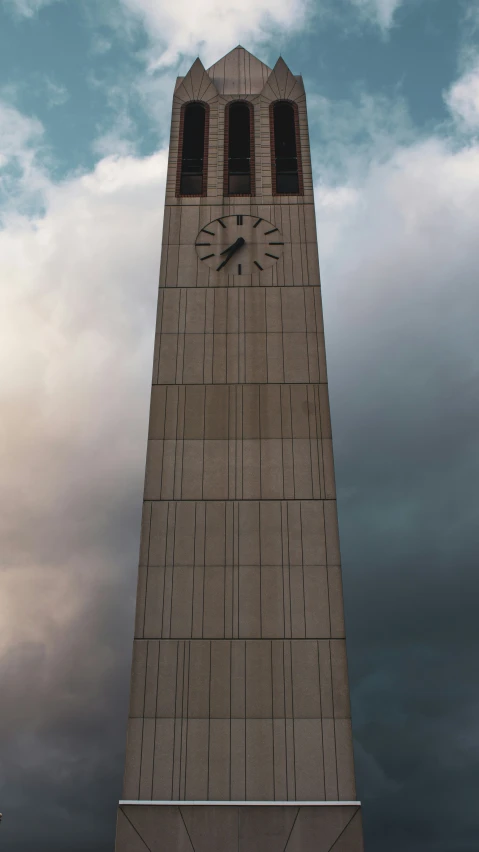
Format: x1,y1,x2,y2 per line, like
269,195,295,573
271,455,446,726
115,801,364,851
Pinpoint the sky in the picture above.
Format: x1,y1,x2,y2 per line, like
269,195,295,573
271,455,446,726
1,0,479,850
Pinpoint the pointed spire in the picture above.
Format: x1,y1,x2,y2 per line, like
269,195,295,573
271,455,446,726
207,45,271,95
261,56,305,102
174,57,217,103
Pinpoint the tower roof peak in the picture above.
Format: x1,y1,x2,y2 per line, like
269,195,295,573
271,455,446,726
207,45,272,95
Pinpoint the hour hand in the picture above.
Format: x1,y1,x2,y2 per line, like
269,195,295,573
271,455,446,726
219,237,245,256
217,237,245,270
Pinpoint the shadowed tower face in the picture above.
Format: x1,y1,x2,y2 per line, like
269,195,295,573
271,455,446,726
115,46,364,852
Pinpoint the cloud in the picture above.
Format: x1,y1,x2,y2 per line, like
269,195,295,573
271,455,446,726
115,0,310,68
0,133,167,848
1,0,60,17
314,129,479,850
0,100,48,215
445,58,479,131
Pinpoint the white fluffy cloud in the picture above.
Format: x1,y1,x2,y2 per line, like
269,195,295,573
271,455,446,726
118,0,309,67
445,59,479,131
0,114,167,654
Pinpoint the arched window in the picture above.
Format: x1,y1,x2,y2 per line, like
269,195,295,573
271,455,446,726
178,102,208,196
225,101,254,195
271,101,302,195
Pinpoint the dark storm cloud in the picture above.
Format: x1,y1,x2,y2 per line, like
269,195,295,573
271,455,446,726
318,138,479,851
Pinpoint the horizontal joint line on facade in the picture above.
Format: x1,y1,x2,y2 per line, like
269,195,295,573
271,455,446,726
144,498,338,503
152,383,329,388
119,800,361,807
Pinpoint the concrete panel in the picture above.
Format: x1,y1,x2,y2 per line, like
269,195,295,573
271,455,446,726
205,386,229,438
181,441,204,500
261,566,284,637
181,806,238,852
122,806,194,852
242,384,260,438
259,501,283,565
203,566,226,638
170,567,194,637
260,385,282,438
322,718,339,801
245,288,266,332
210,640,231,717
231,719,246,799
208,719,231,799
291,640,321,718
293,719,325,800
239,806,297,852
152,719,175,799
203,440,229,499
156,641,180,718
174,502,197,566
188,641,210,718
246,333,268,383
183,334,205,383
304,566,331,638
242,439,261,499
246,640,272,718
238,502,260,565
246,720,274,799
266,333,284,383
281,288,306,332
231,641,246,717
185,720,209,800
144,641,160,716
205,502,226,565
239,566,261,638
301,501,327,565
184,386,205,439
139,718,155,798
285,806,360,852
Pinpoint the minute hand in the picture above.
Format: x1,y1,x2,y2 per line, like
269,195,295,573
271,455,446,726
216,237,245,271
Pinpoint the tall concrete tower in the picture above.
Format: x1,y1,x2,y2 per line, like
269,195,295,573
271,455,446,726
115,46,364,852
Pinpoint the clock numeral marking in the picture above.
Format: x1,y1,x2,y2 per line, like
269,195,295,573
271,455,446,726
264,227,278,235
254,261,263,271
217,218,226,228
238,264,242,275
253,218,263,228
202,228,215,236
196,242,211,246
236,215,243,225
265,252,279,259
200,254,215,260
269,242,284,245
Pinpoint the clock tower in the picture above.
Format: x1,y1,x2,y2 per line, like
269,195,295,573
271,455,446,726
115,46,364,851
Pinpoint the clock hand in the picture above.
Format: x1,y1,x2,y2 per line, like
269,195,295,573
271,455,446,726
216,237,245,271
219,237,245,256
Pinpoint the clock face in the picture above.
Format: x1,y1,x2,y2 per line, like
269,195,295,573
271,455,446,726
195,214,284,275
